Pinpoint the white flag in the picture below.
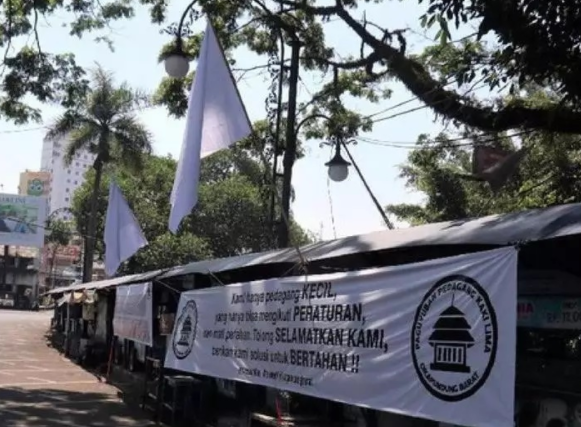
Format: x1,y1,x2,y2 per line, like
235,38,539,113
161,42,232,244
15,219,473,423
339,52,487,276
169,19,252,233
104,181,148,277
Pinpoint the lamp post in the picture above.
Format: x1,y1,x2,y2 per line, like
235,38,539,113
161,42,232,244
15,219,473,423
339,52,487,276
276,39,302,248
163,0,198,79
325,141,351,183
161,1,305,249
293,112,394,229
293,109,353,179
162,3,389,246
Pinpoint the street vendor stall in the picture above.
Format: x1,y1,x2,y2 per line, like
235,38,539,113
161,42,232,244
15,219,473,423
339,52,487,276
43,202,581,427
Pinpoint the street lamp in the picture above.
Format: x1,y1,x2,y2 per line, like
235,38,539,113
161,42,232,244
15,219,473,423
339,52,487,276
165,53,190,79
163,0,198,78
325,142,351,182
294,113,353,183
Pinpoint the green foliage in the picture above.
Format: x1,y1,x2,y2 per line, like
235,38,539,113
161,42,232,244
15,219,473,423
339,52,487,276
0,0,141,123
419,0,581,101
45,66,153,281
45,66,152,169
45,218,73,247
386,124,581,225
71,150,313,274
148,2,391,142
3,1,581,133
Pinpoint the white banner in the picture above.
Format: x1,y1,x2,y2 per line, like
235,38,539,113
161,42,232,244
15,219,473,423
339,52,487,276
113,282,153,346
165,248,517,427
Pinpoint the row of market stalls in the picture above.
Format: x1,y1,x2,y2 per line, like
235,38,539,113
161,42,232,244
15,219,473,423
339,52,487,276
44,202,581,427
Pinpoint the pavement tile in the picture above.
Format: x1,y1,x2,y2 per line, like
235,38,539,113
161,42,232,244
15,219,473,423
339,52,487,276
0,310,156,427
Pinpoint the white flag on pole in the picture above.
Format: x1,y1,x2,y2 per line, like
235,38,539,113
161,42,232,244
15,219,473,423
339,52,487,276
104,181,148,277
169,19,252,233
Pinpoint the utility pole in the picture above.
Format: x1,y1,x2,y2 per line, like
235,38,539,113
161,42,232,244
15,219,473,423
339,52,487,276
277,40,301,248
1,245,9,307
1,245,8,289
0,191,4,291
82,236,91,283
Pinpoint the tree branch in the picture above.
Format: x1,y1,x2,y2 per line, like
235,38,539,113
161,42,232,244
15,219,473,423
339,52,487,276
1,0,14,77
280,0,581,134
333,5,581,133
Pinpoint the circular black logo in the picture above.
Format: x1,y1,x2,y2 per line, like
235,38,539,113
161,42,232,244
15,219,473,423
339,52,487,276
172,300,198,360
411,275,498,402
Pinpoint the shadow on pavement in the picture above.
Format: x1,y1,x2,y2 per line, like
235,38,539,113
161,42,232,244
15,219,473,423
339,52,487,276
0,387,155,427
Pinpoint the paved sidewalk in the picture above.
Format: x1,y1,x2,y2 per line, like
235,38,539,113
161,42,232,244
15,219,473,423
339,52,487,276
0,309,156,427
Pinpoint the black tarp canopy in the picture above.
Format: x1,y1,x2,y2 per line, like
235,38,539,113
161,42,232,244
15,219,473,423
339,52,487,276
46,202,581,295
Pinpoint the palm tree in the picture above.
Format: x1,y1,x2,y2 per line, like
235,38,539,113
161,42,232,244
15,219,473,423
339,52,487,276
45,66,153,283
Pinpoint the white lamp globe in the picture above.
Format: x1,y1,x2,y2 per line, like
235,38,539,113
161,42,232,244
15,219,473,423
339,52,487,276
328,163,349,182
164,54,190,78
325,144,351,183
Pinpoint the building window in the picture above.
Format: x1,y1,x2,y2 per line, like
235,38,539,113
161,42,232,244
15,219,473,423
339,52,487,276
65,197,69,202
67,170,71,174
67,179,70,183
74,181,78,185
65,188,69,193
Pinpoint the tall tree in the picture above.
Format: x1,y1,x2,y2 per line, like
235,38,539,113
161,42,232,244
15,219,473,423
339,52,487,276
45,66,153,282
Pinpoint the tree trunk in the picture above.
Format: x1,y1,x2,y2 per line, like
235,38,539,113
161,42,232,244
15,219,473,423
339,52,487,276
82,160,103,283
49,245,58,289
277,40,301,249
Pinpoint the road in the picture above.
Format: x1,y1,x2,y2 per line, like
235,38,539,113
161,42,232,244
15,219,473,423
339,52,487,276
0,309,155,427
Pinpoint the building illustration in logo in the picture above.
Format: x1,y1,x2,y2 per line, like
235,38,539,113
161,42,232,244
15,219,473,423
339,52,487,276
428,303,475,373
172,300,198,360
411,275,498,402
177,315,193,346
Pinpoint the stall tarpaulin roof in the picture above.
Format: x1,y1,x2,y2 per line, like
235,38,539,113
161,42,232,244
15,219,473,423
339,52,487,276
56,293,70,307
45,269,164,296
159,202,581,279
56,291,87,306
46,202,581,294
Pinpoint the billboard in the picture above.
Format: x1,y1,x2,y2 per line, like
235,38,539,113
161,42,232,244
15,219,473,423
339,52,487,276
19,171,51,197
43,243,81,266
0,193,47,247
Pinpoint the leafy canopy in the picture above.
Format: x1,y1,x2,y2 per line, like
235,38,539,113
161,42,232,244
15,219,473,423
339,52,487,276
44,66,152,169
45,218,73,247
71,150,314,274
386,93,581,225
3,1,581,134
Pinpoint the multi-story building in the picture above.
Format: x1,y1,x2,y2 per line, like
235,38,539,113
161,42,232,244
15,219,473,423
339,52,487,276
40,137,95,219
0,246,40,309
39,236,83,293
36,137,106,286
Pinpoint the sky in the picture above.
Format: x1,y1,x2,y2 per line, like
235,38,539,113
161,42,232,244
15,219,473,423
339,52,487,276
0,1,451,241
